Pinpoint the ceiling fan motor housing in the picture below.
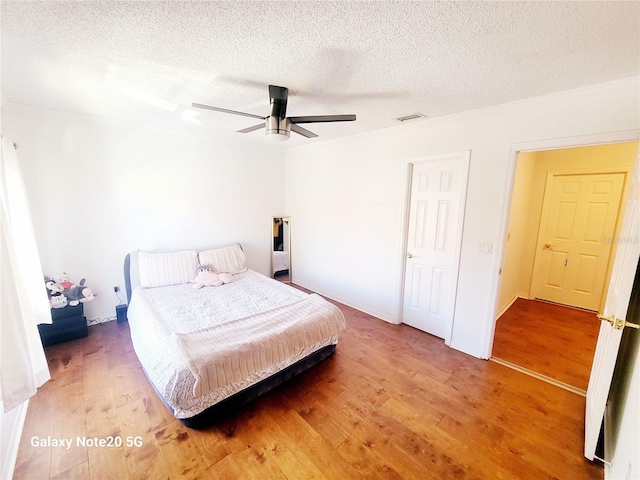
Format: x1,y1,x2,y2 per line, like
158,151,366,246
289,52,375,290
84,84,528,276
265,116,291,140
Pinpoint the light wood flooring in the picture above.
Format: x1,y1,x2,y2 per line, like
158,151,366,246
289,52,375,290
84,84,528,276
492,298,601,392
14,298,602,479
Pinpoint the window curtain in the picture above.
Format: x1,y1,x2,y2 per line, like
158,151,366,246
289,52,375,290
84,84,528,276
0,136,51,413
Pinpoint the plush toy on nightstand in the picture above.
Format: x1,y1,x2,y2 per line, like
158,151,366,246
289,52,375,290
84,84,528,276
191,264,233,289
40,275,89,346
45,277,68,308
45,278,64,296
65,278,97,306
50,273,73,290
49,294,68,309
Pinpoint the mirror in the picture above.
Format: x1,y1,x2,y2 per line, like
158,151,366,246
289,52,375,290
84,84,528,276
272,217,290,282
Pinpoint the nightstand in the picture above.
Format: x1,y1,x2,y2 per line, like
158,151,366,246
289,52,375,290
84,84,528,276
38,303,88,347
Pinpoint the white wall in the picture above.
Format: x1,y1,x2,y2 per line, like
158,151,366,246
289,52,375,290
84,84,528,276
284,77,640,359
0,400,28,480
2,105,285,321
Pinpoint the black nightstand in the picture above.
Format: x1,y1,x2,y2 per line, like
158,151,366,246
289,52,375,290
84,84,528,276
38,303,88,347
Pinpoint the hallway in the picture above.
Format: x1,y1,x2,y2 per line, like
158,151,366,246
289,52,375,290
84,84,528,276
492,298,601,392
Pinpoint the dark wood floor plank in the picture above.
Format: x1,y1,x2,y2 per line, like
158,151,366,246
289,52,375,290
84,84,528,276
14,296,603,480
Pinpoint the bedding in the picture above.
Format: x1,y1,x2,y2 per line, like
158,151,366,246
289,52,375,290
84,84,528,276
272,250,289,273
126,267,345,422
138,250,199,288
198,245,248,274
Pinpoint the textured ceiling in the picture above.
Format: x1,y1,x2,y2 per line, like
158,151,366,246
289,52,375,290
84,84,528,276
1,1,639,147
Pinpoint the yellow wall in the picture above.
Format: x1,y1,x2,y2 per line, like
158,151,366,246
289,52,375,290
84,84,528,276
498,141,638,315
498,151,536,312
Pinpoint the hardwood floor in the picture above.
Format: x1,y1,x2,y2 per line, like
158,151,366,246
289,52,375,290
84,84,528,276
492,298,601,391
14,298,602,479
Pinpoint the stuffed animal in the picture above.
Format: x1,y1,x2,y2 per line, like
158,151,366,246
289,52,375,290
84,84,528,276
44,275,68,308
50,295,68,309
51,273,73,290
65,278,97,306
196,264,214,275
191,264,233,289
45,279,65,296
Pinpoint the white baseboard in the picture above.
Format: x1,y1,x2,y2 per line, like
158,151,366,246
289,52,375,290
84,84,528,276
291,279,397,325
1,399,29,480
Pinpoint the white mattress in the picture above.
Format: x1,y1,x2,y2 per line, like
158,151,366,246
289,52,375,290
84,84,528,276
272,250,289,273
127,270,345,419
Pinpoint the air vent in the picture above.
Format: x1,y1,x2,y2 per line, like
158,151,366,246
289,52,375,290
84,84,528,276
396,113,427,122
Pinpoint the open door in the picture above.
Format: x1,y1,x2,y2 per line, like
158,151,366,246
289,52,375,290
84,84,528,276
585,151,640,460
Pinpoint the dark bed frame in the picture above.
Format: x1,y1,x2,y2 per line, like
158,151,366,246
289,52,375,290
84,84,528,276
123,251,336,429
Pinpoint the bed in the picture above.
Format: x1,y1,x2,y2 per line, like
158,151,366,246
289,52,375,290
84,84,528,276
272,250,290,275
123,244,345,428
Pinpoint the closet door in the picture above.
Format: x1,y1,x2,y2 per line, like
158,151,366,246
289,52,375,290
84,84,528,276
402,152,469,343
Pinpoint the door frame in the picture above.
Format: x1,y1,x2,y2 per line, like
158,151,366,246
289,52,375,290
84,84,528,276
529,167,630,311
397,150,470,346
483,129,639,359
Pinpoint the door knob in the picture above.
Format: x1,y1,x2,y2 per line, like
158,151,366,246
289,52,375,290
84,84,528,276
597,314,640,331
407,253,417,258
543,243,554,250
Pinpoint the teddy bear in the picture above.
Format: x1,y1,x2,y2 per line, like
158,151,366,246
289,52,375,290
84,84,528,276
51,273,73,290
65,278,97,306
191,264,233,289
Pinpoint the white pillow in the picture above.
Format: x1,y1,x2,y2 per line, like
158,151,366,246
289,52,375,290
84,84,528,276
138,250,199,288
198,245,247,275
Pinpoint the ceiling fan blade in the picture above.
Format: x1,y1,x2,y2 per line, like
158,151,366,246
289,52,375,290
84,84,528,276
291,124,318,138
237,123,266,134
289,114,356,124
192,103,266,120
269,85,288,119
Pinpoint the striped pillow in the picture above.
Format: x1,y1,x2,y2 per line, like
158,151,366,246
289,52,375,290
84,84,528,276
138,250,199,288
198,245,247,275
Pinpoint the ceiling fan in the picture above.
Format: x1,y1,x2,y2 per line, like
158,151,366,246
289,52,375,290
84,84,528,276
192,85,356,141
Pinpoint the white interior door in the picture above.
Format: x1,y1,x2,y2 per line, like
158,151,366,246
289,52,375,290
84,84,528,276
585,153,640,460
402,152,469,342
532,172,625,311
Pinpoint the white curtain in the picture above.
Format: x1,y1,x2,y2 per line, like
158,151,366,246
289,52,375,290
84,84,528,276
0,136,51,413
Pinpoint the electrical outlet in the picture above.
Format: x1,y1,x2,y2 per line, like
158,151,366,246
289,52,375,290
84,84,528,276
113,286,119,293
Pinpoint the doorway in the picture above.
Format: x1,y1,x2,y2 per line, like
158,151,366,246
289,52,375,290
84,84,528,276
401,151,470,344
492,142,638,390
531,171,626,310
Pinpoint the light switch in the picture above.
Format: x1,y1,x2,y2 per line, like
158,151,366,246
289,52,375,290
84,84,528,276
479,242,492,254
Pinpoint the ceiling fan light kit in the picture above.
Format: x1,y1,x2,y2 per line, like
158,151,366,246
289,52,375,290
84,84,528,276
265,116,291,141
193,84,356,141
